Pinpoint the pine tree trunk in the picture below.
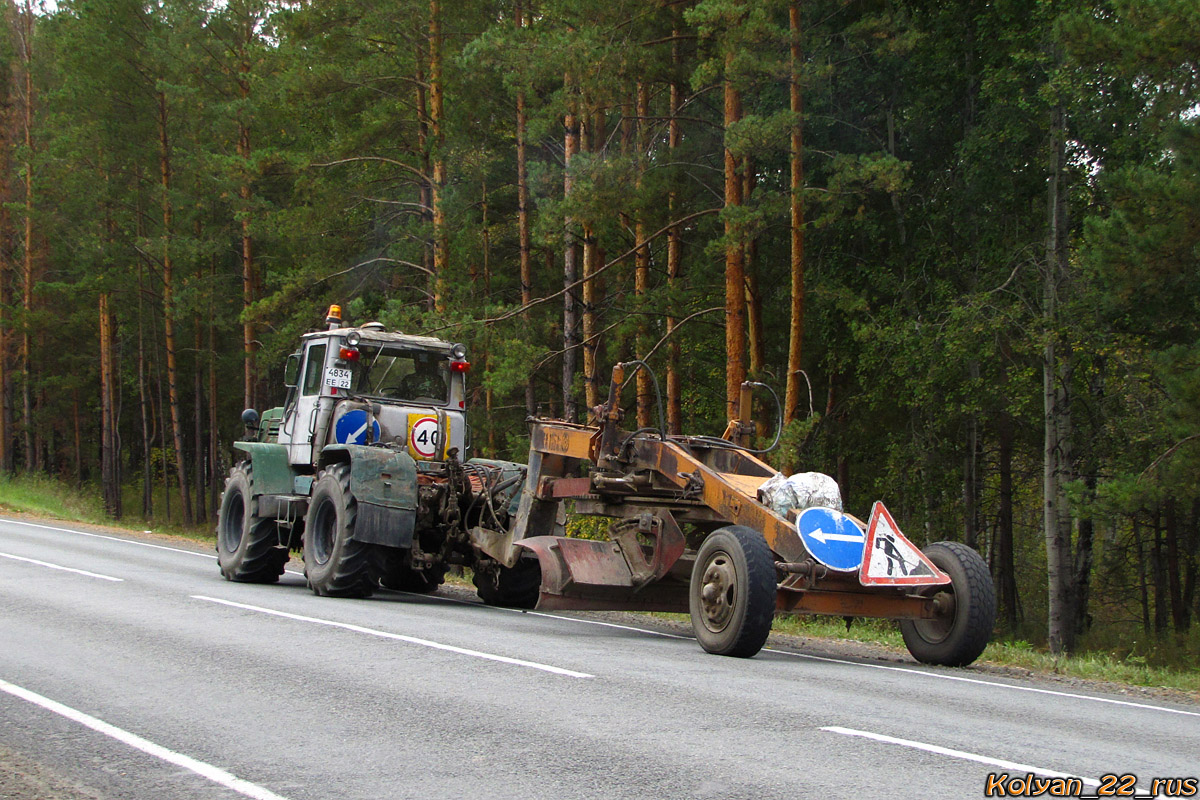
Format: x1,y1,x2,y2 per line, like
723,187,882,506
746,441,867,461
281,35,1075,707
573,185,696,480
784,1,807,435
1152,514,1168,634
723,53,746,422
516,5,535,416
1134,516,1150,633
562,74,580,422
0,69,12,475
18,0,35,471
99,292,121,517
194,315,206,524
581,107,601,413
996,407,1019,629
208,255,220,520
138,262,152,519
627,85,650,427
429,0,447,312
236,12,256,413
1043,103,1072,653
1165,499,1186,632
158,90,193,526
666,36,683,436
414,47,433,293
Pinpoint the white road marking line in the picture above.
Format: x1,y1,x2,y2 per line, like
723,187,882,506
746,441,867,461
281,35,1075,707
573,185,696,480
192,595,594,679
0,517,216,560
821,726,1103,789
398,591,1200,716
0,551,123,582
771,649,1200,718
0,678,290,800
389,588,692,639
6,516,1192,719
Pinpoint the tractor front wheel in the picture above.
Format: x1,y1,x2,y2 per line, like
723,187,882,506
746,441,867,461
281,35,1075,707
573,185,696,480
900,541,996,667
216,462,287,583
303,463,375,598
689,526,776,658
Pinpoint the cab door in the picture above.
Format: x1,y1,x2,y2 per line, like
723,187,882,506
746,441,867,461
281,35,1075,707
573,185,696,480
280,338,331,466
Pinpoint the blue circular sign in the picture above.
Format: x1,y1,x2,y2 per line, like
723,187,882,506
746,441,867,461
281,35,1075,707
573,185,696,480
796,507,866,572
334,409,382,445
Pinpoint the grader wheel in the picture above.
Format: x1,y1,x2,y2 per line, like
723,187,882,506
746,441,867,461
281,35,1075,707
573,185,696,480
689,526,776,658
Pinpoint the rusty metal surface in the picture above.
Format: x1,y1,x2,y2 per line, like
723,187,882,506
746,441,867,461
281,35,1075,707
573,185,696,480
518,529,691,613
609,512,686,589
775,585,939,619
629,437,807,563
517,412,952,620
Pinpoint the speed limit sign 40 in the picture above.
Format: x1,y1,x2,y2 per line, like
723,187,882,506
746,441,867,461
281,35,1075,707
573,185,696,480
408,416,441,459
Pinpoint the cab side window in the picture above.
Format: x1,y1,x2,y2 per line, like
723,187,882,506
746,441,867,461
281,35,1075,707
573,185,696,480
301,343,327,396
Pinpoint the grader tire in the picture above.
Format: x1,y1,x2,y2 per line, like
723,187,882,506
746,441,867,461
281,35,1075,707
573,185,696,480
900,541,996,667
303,463,375,598
689,526,776,658
474,557,541,609
216,462,288,583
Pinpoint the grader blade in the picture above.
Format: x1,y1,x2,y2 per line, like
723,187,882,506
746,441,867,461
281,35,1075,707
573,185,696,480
518,510,689,612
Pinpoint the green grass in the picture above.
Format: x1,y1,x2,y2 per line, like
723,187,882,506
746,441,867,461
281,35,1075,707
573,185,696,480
0,472,110,524
0,471,216,542
0,472,1196,696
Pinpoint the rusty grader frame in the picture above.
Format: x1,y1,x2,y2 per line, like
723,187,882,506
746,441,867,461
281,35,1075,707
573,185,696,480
498,364,950,627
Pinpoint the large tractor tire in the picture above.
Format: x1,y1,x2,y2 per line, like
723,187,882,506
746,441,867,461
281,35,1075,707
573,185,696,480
473,557,541,609
216,462,288,583
303,463,376,598
378,549,447,594
689,526,776,658
900,541,996,667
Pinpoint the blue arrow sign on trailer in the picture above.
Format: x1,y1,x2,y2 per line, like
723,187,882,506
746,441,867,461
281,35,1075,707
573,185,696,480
796,507,867,572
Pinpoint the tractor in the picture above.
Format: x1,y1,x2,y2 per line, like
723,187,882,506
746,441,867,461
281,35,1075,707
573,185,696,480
218,305,996,666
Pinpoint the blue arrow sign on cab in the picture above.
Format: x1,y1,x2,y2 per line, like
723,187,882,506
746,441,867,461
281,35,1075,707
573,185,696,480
796,507,866,572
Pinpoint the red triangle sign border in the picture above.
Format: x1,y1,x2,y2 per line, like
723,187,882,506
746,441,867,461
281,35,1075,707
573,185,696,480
859,501,951,586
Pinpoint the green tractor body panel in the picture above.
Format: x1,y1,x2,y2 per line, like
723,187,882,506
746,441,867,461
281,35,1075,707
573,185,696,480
258,407,284,443
232,441,294,496
325,443,419,550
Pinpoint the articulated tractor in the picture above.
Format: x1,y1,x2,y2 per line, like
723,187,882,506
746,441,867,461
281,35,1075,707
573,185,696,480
219,305,996,665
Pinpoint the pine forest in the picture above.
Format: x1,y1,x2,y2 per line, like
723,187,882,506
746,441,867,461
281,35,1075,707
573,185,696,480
0,0,1197,659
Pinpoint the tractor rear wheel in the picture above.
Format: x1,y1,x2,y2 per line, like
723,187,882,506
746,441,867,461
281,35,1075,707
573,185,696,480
473,557,541,609
900,541,996,667
303,463,375,598
216,462,288,583
689,526,776,658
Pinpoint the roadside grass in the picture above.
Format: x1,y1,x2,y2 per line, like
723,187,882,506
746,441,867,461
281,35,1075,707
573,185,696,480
1,472,1197,696
0,473,110,525
0,472,215,542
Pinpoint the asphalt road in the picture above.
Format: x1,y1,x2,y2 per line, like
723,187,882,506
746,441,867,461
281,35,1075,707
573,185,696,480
0,515,1196,800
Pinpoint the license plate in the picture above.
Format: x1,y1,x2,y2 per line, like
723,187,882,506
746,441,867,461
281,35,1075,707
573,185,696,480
324,367,353,389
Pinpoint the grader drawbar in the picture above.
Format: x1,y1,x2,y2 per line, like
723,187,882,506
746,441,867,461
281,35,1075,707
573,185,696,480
218,309,994,667
474,363,997,666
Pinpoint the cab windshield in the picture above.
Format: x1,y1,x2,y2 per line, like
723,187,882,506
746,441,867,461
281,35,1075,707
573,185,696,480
350,344,450,404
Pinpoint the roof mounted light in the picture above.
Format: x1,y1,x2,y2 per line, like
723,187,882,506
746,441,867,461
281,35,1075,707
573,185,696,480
326,304,342,330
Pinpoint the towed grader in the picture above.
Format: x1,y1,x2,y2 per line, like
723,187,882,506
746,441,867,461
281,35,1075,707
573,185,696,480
218,307,995,665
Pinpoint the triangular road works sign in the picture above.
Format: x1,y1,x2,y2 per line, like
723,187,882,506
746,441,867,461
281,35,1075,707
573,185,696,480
859,502,951,586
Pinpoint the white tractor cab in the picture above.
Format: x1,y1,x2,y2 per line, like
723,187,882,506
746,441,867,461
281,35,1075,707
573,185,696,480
223,305,531,598
277,305,470,469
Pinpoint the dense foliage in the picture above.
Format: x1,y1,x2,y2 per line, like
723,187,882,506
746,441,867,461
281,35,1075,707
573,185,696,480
0,0,1196,656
